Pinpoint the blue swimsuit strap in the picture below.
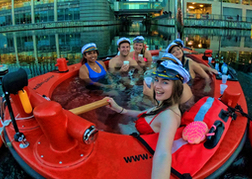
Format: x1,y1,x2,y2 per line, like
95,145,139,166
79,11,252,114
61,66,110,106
86,61,105,73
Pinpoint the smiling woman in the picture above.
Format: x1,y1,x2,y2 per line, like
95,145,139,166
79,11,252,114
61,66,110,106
105,58,190,179
129,36,152,67
166,41,218,93
79,43,111,88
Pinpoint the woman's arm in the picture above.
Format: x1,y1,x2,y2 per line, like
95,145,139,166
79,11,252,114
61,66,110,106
151,110,180,179
144,50,153,63
79,65,90,83
129,57,143,71
190,60,210,80
105,97,143,117
190,61,212,92
199,63,218,75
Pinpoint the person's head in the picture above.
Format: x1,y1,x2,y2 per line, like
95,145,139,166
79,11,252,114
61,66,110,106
117,37,131,57
165,42,184,60
81,43,99,64
133,36,145,54
152,59,190,106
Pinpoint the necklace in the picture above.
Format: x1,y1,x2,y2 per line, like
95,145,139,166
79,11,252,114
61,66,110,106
88,62,98,70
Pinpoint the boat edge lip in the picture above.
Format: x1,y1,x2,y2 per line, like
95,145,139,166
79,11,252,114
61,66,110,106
3,130,46,179
204,122,248,179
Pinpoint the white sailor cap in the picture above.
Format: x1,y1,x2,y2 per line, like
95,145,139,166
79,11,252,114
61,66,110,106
133,36,145,43
81,43,98,54
117,37,131,46
158,53,183,66
173,39,184,47
153,59,190,83
165,42,180,53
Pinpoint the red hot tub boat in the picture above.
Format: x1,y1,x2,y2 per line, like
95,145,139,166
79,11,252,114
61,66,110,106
0,50,249,179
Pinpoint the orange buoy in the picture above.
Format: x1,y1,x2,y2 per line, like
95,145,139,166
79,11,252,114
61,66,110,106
18,89,32,114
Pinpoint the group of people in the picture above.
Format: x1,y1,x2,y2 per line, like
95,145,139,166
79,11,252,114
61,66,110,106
78,37,218,179
79,36,152,87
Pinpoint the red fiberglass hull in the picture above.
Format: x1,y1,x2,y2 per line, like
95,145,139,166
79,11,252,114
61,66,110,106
2,50,248,179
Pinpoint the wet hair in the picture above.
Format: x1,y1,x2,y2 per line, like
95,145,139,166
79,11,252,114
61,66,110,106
140,79,183,117
181,54,186,66
80,50,99,65
141,45,146,57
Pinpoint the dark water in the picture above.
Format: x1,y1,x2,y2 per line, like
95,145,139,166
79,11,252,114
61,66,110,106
1,24,252,178
50,70,212,135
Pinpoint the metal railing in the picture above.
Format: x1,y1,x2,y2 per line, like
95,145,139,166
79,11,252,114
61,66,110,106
152,13,252,30
115,1,162,11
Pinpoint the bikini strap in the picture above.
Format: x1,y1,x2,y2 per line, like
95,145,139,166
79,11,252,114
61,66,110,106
133,51,135,60
169,108,181,117
96,61,106,72
148,110,164,125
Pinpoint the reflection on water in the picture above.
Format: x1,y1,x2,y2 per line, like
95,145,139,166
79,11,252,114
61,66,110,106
1,23,252,78
7,62,57,79
0,25,250,74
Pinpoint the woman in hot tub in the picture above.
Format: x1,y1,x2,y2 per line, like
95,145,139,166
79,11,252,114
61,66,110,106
105,58,190,179
79,43,112,89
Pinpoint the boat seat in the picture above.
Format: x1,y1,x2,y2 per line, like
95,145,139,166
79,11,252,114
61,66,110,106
2,68,28,94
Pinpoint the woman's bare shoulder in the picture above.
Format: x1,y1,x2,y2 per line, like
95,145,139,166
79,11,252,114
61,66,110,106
158,107,181,121
145,50,152,56
79,64,87,70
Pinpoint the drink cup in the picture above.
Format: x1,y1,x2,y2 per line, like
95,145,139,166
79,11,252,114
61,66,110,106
144,77,152,88
138,54,144,61
123,61,129,65
220,84,228,95
208,57,212,64
222,74,228,84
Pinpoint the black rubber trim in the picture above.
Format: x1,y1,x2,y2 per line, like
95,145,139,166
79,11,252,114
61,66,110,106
4,130,45,179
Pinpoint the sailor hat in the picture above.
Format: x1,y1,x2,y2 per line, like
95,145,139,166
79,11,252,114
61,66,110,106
81,43,98,54
133,36,145,43
158,53,183,66
117,37,131,46
152,60,190,83
173,39,184,47
165,42,180,53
